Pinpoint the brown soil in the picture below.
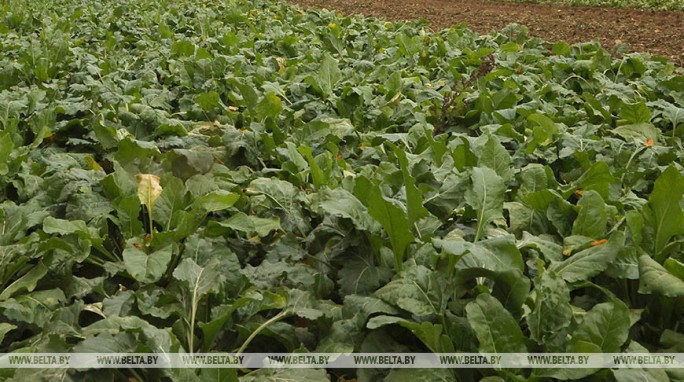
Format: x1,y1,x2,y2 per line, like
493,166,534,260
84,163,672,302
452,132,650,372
285,0,684,66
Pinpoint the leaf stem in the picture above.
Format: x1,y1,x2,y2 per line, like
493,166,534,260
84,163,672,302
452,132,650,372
235,310,289,356
188,267,205,354
148,205,154,240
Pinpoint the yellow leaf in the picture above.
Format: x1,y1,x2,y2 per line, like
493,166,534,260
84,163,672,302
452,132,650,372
84,156,104,172
135,174,162,208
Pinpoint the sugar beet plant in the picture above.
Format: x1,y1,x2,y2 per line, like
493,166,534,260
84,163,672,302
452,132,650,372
0,0,683,380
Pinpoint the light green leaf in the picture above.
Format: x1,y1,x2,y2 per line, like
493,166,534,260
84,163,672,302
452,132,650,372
638,255,684,297
648,165,684,259
465,294,527,353
465,167,505,242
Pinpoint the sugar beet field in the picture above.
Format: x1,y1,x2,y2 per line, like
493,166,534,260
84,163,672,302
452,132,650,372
0,0,683,380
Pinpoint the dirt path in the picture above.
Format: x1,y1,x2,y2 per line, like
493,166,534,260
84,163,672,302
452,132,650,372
285,0,684,66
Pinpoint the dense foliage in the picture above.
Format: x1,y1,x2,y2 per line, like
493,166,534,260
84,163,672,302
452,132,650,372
1,0,683,380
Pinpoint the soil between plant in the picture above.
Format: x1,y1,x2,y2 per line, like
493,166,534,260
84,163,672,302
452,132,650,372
285,0,684,66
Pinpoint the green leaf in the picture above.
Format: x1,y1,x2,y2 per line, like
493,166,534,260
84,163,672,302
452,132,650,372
367,316,454,353
384,368,455,382
525,113,558,154
435,238,522,273
0,262,48,301
42,216,89,235
638,255,684,298
0,130,13,175
383,71,402,97
613,368,670,382
549,232,624,282
240,368,329,382
569,300,631,352
648,166,684,259
664,258,684,281
173,257,224,297
367,185,412,271
474,134,513,182
490,270,530,318
286,289,329,320
393,146,429,227
570,161,614,200
195,190,239,212
155,176,187,230
317,53,341,99
572,190,607,238
527,271,573,345
317,188,377,232
123,240,173,284
337,255,394,295
465,294,527,353
465,167,505,242
230,79,259,111
172,148,215,175
199,368,238,382
0,322,17,343
172,40,195,56
196,91,221,112
620,101,651,124
298,145,327,190
374,265,448,318
255,92,282,120
612,123,659,145
208,212,281,237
